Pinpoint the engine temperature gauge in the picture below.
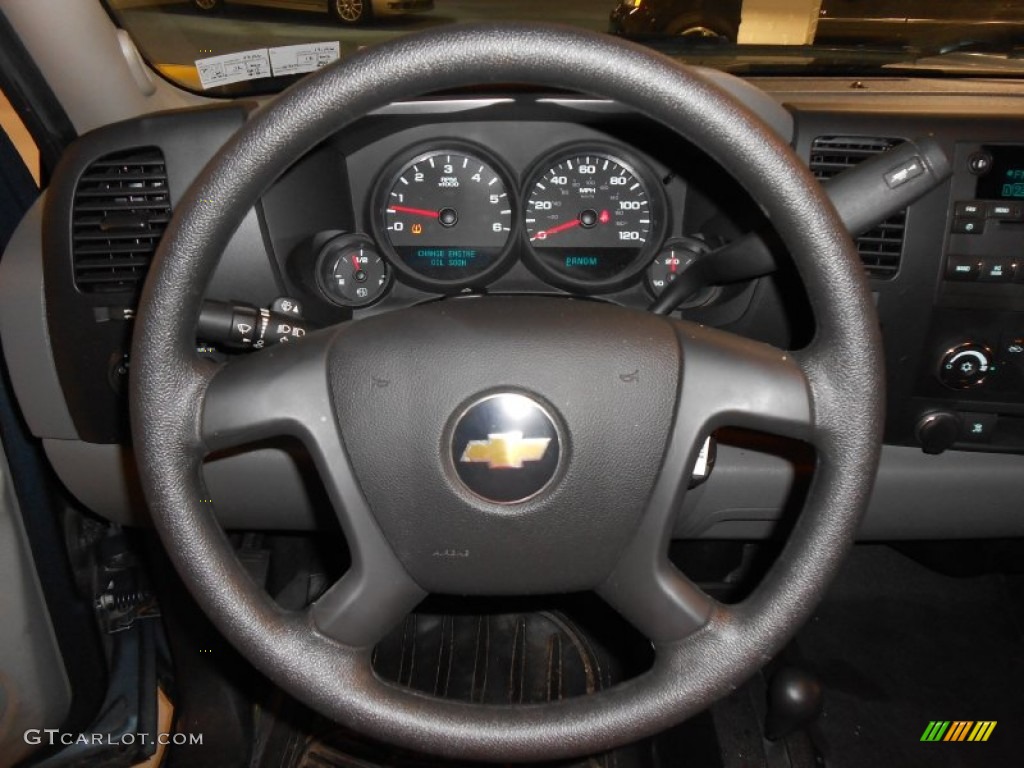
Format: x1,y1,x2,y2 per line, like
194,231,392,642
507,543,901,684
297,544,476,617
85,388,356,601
647,237,711,301
315,234,390,308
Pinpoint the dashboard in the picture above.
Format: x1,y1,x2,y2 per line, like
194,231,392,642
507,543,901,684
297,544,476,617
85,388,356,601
3,77,1024,538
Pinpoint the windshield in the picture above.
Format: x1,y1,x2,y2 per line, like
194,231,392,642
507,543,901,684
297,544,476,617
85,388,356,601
103,0,1024,95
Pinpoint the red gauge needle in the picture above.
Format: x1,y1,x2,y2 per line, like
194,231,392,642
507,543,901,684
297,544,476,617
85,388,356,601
388,204,438,218
531,218,581,241
352,254,362,273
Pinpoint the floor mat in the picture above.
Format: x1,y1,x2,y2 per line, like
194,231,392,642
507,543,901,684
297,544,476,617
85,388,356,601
293,610,654,768
794,545,1024,768
370,611,620,706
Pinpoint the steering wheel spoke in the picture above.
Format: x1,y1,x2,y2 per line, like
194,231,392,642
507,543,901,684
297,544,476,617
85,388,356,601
597,322,813,645
201,329,337,453
598,553,714,644
673,321,814,443
202,331,427,647
311,561,425,648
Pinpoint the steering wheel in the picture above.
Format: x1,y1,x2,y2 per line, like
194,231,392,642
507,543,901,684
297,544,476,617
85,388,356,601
130,23,883,762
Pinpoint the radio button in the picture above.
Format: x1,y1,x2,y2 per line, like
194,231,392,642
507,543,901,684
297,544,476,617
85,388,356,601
951,217,984,234
955,201,984,217
945,256,981,281
978,258,1017,282
987,202,1024,220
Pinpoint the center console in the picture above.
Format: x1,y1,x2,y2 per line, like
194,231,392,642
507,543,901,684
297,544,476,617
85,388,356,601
914,142,1024,453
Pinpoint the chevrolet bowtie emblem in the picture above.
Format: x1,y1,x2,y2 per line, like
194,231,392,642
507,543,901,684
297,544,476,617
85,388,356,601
451,394,561,503
460,431,551,469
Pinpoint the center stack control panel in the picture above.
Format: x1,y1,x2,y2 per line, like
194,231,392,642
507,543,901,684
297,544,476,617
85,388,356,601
915,142,1024,454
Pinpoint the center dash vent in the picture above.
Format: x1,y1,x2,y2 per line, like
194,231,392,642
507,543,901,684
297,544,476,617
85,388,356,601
809,136,906,279
71,147,170,297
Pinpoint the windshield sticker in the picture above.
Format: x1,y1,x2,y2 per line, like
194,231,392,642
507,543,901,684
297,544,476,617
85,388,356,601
269,42,341,77
196,49,272,90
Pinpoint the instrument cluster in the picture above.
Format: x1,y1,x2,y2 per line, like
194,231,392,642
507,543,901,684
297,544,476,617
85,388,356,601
314,139,688,308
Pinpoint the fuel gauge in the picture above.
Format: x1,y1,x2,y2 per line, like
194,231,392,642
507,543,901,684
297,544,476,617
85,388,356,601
315,234,390,308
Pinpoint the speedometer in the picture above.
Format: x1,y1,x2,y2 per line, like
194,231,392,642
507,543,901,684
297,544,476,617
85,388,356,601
373,144,516,290
523,146,666,291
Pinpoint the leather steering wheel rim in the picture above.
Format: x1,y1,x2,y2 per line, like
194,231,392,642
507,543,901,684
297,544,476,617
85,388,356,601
130,23,883,762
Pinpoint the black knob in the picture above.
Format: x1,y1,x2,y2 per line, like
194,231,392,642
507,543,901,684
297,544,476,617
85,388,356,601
968,152,993,175
916,411,960,455
938,343,993,390
765,666,823,741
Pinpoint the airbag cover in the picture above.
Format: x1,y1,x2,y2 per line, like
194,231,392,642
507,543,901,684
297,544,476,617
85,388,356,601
328,296,680,594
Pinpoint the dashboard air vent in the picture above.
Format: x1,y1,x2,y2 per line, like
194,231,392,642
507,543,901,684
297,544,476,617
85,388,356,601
71,147,170,297
809,136,906,279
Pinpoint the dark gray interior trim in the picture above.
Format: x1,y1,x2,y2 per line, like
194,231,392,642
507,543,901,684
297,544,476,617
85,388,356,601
696,67,795,141
861,445,1024,539
538,65,795,143
0,197,77,440
44,438,1024,540
682,443,1024,540
42,438,321,529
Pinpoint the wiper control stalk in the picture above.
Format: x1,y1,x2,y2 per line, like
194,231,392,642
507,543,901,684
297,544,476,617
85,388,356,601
197,297,313,350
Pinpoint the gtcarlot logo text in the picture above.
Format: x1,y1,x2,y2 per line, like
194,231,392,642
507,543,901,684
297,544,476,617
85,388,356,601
24,730,203,747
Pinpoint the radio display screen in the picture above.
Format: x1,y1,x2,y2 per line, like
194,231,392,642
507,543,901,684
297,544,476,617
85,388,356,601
976,145,1024,200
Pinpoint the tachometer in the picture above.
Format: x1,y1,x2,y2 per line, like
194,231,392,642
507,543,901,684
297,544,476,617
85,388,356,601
523,146,666,291
373,145,516,290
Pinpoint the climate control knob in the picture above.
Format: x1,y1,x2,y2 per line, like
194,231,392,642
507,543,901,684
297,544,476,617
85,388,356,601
938,343,993,390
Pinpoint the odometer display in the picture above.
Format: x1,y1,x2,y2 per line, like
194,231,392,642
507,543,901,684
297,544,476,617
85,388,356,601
524,148,664,290
375,146,515,288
